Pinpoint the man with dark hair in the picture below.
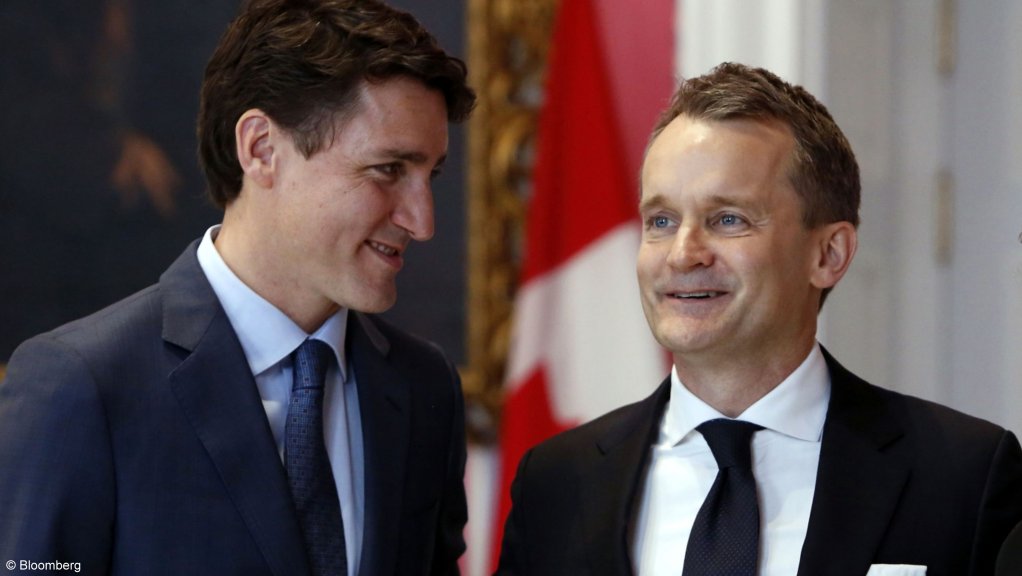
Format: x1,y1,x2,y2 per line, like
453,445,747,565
495,63,1022,575
0,1,475,574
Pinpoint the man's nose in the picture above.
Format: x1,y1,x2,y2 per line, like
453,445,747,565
393,180,435,241
666,224,714,270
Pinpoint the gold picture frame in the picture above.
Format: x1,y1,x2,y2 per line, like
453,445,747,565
461,0,557,442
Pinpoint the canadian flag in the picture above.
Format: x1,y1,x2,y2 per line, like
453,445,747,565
488,0,670,568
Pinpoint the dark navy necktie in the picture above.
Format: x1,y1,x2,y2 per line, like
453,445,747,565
285,339,347,576
683,418,764,576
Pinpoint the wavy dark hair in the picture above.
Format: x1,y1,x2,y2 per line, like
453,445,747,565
197,0,476,207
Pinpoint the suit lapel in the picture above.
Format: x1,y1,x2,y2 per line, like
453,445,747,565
160,243,311,576
797,349,910,576
581,378,671,576
348,312,410,576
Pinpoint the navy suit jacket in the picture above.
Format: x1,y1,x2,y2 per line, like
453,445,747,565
0,241,467,575
496,349,1022,576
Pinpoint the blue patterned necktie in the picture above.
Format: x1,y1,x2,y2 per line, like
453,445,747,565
683,418,764,576
285,339,347,576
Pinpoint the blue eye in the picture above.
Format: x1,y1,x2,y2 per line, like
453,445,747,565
653,216,670,228
715,213,746,227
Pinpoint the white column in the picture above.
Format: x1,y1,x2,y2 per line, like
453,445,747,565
677,0,826,94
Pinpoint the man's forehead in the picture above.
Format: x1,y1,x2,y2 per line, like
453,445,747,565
318,76,445,132
642,115,794,173
319,76,449,156
652,113,792,146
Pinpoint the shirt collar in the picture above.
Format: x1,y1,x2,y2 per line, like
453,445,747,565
661,343,831,446
196,225,349,379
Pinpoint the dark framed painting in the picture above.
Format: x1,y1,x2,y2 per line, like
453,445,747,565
0,0,238,361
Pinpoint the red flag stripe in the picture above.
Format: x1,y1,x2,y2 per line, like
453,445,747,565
520,0,634,285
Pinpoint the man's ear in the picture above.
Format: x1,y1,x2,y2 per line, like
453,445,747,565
235,109,275,189
810,221,858,290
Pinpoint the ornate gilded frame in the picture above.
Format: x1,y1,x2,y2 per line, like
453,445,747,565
461,0,557,442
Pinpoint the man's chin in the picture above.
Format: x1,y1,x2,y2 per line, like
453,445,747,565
342,289,397,315
652,326,723,357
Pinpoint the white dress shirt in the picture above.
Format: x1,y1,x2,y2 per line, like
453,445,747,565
197,226,364,576
632,344,831,576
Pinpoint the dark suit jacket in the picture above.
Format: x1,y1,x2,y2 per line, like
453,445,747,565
0,241,467,575
495,349,1022,576
996,521,1022,575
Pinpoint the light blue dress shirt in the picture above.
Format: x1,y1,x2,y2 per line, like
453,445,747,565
197,226,364,575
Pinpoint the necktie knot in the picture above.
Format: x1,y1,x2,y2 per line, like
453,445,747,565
697,418,762,470
292,339,333,392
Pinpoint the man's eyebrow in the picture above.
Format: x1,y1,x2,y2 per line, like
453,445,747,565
705,193,759,210
638,192,759,212
638,193,669,212
378,149,447,167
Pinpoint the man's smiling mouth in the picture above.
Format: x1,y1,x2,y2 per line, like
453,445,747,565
367,240,399,257
669,291,726,299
